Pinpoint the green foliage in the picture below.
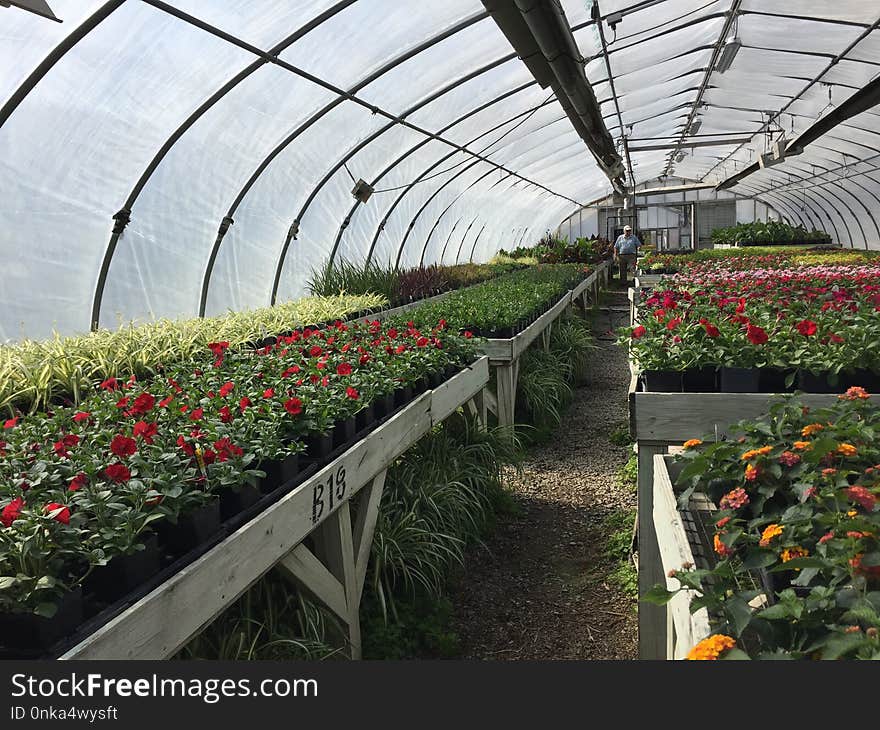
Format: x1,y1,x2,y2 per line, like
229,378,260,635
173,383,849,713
362,596,460,659
178,572,339,660
609,422,632,447
603,509,636,563
307,259,400,301
619,453,637,493
609,562,638,600
0,293,386,415
711,221,832,247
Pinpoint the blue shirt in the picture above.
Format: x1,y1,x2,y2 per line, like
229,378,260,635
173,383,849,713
614,233,640,255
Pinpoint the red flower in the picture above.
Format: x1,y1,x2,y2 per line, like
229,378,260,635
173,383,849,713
207,341,230,356
309,345,323,357
159,395,174,408
100,377,119,391
818,531,834,544
1,497,24,527
168,377,183,394
115,396,130,409
359,354,371,365
68,472,88,492
219,381,235,397
189,408,204,422
666,318,681,331
133,421,158,444
72,411,91,423
127,392,155,416
702,322,720,338
395,345,406,355
262,388,274,399
213,437,243,463
346,387,359,400
416,337,429,347
104,463,132,483
201,447,217,465
110,434,137,458
284,398,303,416
463,331,473,339
746,324,768,345
846,486,876,512
219,406,233,423
796,319,817,336
653,309,667,321
239,397,251,412
336,362,352,376
176,435,194,457
53,433,79,458
631,325,646,339
44,502,70,525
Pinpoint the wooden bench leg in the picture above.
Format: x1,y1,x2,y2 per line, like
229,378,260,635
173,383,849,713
279,470,387,659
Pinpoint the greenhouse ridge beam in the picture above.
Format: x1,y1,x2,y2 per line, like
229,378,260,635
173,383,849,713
482,0,625,192
662,0,742,177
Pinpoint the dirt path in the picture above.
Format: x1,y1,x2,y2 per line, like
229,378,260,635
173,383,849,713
449,289,637,659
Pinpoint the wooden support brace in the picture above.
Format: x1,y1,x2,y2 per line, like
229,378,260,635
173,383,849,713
541,323,552,352
466,389,488,431
494,361,520,428
279,471,387,660
637,441,668,660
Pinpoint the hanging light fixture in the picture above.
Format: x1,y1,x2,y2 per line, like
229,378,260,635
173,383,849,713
689,118,702,135
715,36,742,74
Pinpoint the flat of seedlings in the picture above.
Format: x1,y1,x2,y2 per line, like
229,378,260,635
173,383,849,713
450,290,638,659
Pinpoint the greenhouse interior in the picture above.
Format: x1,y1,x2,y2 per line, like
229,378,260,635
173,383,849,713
2,0,880,665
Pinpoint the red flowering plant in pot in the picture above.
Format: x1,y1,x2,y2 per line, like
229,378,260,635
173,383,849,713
647,388,880,659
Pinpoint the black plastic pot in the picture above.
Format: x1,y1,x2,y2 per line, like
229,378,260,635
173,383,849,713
428,371,444,389
258,454,300,493
443,364,459,382
375,393,395,418
85,534,160,603
394,385,413,408
760,368,795,393
841,368,880,392
797,370,836,393
219,482,263,520
719,366,761,393
0,586,83,655
495,326,515,339
332,416,356,450
355,404,375,432
642,369,682,392
682,367,717,393
156,501,221,556
305,432,333,460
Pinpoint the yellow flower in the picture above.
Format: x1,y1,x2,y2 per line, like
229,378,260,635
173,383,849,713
741,446,773,461
686,634,736,660
801,423,825,437
683,439,702,449
744,463,759,481
837,443,858,457
781,546,809,565
848,510,858,518
760,523,783,547
793,441,812,451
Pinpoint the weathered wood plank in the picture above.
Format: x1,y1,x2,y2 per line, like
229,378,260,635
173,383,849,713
637,442,667,660
278,544,347,622
62,362,490,660
353,471,386,605
634,392,840,442
430,356,489,424
653,454,711,659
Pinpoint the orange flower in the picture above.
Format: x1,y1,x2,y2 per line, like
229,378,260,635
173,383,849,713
801,423,825,437
760,523,783,547
741,446,773,461
780,546,809,564
793,441,812,451
837,443,858,457
683,439,702,449
821,468,837,477
686,634,736,660
714,533,733,558
744,463,759,481
840,386,870,401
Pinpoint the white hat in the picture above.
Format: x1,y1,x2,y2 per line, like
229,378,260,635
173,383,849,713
624,224,632,231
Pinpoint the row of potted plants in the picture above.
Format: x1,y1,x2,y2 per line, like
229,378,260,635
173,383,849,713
0,315,478,655
648,389,880,659
639,247,871,276
710,221,833,247
497,234,613,265
622,260,880,393
0,293,388,417
410,264,593,338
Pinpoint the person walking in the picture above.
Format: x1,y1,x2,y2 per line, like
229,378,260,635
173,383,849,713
613,225,641,286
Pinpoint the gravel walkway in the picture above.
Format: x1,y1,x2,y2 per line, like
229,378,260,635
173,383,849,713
449,289,638,659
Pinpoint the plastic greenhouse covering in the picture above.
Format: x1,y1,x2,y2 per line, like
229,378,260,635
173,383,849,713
1,0,879,341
